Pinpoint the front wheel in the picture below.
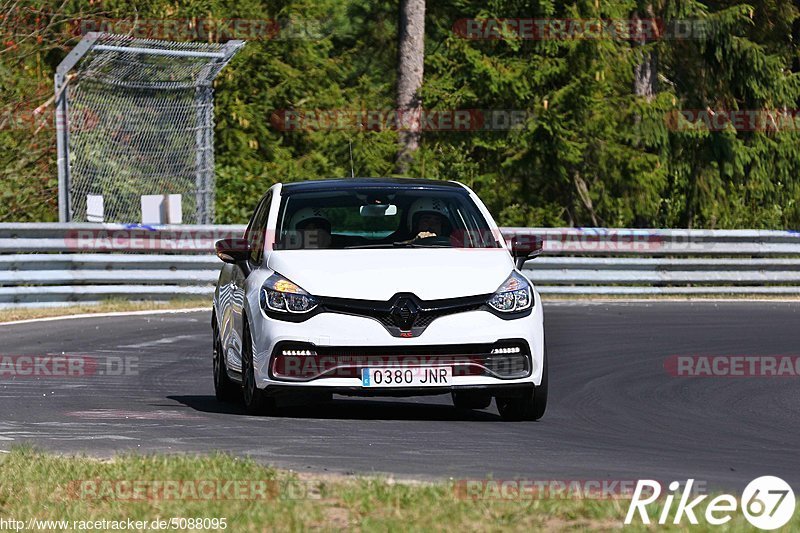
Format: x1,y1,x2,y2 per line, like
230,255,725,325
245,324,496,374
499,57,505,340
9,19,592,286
241,321,276,415
496,348,548,421
213,320,240,403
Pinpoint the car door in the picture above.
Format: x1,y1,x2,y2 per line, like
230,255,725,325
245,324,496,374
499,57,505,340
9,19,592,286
227,192,272,373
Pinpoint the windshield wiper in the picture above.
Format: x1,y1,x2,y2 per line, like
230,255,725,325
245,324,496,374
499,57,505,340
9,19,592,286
343,242,450,249
343,243,400,249
392,242,450,248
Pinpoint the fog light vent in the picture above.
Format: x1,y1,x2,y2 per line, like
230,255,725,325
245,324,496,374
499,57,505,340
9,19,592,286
282,349,317,356
491,347,521,355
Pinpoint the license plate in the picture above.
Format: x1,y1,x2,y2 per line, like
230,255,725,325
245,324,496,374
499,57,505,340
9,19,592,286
361,367,452,387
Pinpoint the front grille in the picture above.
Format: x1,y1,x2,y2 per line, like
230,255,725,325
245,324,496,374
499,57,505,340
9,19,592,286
270,341,531,382
414,305,482,328
320,293,488,337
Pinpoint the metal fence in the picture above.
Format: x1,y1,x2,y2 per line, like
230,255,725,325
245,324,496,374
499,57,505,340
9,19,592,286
56,33,244,224
1,224,800,306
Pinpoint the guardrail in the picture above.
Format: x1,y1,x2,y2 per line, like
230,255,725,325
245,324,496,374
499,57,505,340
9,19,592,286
1,223,800,306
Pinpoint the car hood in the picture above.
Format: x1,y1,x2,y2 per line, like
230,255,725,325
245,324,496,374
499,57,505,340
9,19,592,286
267,248,515,301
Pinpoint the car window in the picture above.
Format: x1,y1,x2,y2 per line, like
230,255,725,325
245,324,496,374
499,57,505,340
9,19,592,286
245,192,272,263
274,189,499,250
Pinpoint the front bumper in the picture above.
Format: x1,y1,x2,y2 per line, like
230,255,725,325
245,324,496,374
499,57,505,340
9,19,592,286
269,339,531,381
262,382,535,399
249,290,544,392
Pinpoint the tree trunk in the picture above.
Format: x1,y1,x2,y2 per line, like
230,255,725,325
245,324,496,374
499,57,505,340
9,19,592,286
632,5,658,101
633,50,658,100
682,160,700,229
395,0,425,174
793,17,800,76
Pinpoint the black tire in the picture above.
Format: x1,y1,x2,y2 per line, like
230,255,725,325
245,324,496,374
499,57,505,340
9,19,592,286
213,318,240,403
241,320,276,415
496,347,548,421
451,391,492,410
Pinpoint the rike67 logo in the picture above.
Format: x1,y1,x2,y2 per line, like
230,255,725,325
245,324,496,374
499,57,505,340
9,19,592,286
625,476,795,529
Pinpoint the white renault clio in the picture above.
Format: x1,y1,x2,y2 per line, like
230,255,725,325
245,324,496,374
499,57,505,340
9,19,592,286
212,178,547,420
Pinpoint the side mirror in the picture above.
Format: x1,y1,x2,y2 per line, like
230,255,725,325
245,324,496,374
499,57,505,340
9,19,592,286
510,234,543,269
215,238,250,264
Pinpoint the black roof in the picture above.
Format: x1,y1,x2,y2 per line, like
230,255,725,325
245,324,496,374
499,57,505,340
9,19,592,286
281,177,465,193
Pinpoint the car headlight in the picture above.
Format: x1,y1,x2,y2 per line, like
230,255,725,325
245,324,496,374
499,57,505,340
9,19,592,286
487,271,532,313
260,273,318,314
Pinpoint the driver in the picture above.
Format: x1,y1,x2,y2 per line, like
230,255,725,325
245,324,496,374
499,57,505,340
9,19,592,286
289,207,332,249
407,198,451,241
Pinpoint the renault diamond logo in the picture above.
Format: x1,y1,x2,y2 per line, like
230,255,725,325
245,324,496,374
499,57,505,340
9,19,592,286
390,298,419,330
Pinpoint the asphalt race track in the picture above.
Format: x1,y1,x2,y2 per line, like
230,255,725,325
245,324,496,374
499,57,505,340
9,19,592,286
1,302,798,492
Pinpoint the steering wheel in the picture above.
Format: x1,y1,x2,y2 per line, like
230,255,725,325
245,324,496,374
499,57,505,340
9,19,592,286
413,235,452,246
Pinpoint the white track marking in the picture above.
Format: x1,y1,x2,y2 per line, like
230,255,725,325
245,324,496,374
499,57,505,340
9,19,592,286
119,334,197,349
0,307,209,327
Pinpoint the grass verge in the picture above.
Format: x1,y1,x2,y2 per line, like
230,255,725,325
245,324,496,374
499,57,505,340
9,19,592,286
0,448,793,532
0,298,210,323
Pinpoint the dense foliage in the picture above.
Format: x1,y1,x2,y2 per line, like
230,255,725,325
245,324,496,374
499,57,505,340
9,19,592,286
1,0,798,227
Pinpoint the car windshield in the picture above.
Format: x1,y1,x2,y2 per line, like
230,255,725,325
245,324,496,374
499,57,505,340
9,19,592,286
274,188,500,250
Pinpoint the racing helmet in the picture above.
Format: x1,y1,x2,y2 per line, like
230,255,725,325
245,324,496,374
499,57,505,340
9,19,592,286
407,197,451,232
290,207,331,231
